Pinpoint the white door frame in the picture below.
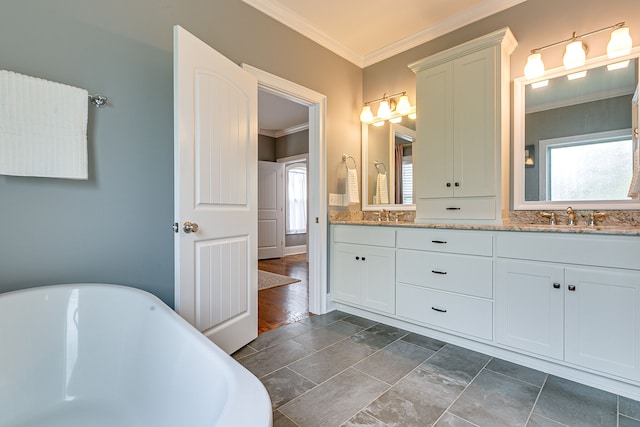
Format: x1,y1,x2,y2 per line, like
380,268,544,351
242,64,328,315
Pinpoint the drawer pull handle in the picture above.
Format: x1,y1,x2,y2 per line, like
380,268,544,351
553,283,561,289
431,240,447,244
431,307,447,313
568,285,576,291
431,270,447,275
446,207,461,210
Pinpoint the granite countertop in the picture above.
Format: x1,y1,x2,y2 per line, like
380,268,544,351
329,219,640,236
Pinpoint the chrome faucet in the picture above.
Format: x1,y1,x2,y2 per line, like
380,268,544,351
540,212,557,225
377,209,390,222
588,212,607,226
566,207,577,226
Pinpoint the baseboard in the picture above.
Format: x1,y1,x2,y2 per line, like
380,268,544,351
284,245,306,256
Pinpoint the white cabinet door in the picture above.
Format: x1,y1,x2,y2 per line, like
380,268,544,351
565,268,640,381
416,60,453,199
332,243,363,306
332,242,395,315
361,246,395,314
495,260,564,360
453,47,496,198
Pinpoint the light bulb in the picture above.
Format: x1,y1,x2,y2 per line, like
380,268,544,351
563,40,586,70
360,105,373,122
607,26,632,59
389,117,402,124
524,53,545,79
396,95,411,115
377,100,391,119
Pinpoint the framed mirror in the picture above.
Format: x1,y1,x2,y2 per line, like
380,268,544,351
362,116,416,211
513,49,640,210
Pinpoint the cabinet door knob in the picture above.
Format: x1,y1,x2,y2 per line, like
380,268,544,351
355,256,360,260
446,182,452,187
454,182,460,187
553,283,561,289
568,284,576,291
362,257,366,261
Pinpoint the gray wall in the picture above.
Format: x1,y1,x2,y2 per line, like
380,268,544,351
276,129,309,159
258,134,277,161
0,0,361,305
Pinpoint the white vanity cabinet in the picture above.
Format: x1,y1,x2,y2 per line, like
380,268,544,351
496,232,640,381
395,228,494,340
331,225,396,314
409,28,517,223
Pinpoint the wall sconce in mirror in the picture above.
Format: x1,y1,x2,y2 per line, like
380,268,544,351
525,145,535,168
524,22,633,80
360,91,416,126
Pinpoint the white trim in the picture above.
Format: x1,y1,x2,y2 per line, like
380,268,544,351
277,153,309,164
513,49,640,210
242,64,329,314
364,0,526,67
259,123,309,138
284,245,306,256
242,0,525,68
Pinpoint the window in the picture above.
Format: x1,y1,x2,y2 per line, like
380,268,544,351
286,163,307,234
402,154,413,205
540,130,632,201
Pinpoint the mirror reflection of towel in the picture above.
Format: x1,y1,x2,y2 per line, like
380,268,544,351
346,167,359,203
376,172,389,204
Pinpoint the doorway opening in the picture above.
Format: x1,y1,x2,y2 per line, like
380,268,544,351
246,64,328,333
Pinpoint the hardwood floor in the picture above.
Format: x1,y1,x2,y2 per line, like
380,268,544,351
257,253,310,334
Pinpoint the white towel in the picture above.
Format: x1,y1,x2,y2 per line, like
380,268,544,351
346,167,359,203
0,70,88,179
376,172,389,204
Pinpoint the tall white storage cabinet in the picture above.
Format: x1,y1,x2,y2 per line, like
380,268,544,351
409,28,517,224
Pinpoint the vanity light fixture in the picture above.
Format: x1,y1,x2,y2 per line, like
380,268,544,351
360,91,415,124
524,22,633,80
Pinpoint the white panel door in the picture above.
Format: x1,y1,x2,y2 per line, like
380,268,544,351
257,161,284,260
174,25,258,354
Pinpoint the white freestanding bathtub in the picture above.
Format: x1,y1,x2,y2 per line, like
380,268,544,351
0,284,272,427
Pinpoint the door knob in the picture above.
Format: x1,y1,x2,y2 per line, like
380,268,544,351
183,221,199,233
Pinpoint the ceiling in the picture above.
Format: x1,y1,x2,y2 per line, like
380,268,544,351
243,0,527,68
252,0,527,134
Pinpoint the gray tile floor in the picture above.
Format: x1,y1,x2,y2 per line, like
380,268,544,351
233,311,640,427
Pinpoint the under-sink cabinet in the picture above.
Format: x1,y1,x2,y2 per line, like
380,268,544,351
496,232,640,381
330,224,640,399
331,225,396,314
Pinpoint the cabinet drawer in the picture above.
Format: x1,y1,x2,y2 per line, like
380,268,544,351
397,250,492,298
396,228,493,256
415,197,496,221
397,284,493,340
496,232,640,270
332,225,396,247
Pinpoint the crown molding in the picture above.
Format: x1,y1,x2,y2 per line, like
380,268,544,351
244,0,526,69
260,123,309,138
364,0,526,67
242,0,364,67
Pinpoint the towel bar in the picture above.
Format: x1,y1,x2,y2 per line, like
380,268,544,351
88,94,108,108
